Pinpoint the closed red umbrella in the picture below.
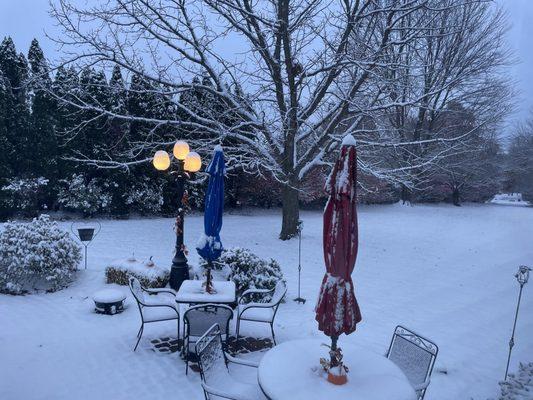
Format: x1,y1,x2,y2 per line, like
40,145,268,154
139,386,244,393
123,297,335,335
315,134,362,358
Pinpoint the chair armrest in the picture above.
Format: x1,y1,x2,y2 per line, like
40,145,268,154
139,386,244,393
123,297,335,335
239,302,273,314
201,383,241,400
412,378,431,391
142,303,179,314
145,287,177,296
226,353,259,368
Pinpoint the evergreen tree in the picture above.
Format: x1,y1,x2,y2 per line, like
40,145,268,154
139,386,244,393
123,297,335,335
0,37,30,174
77,67,110,165
27,39,58,192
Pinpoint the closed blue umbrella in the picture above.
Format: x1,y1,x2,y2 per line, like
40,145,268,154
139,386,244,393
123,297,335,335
196,145,225,293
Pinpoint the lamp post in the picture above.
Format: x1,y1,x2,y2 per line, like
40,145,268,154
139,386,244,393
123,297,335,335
153,140,202,290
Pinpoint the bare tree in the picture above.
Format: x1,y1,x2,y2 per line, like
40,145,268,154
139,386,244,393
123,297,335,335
506,114,533,201
49,0,511,238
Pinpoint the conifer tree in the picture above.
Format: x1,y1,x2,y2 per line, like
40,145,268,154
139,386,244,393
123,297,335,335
27,39,58,187
0,37,30,174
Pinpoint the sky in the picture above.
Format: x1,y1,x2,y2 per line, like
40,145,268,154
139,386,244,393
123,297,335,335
1,0,532,133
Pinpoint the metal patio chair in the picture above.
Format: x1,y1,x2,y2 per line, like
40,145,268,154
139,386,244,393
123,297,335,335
183,303,234,375
128,277,180,351
386,325,439,400
196,323,266,400
236,281,286,344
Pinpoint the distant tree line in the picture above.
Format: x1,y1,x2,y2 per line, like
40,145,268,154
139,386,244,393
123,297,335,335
0,31,529,221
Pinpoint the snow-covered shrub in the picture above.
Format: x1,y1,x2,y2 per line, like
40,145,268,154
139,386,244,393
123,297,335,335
123,178,164,214
58,174,113,215
1,176,49,213
489,362,533,400
105,257,169,288
201,247,284,301
0,215,81,294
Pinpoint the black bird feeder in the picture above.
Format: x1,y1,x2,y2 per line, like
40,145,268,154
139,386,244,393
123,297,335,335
71,222,101,270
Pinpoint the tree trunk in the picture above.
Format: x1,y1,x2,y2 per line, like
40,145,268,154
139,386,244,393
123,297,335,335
452,187,461,206
279,183,299,240
400,184,412,205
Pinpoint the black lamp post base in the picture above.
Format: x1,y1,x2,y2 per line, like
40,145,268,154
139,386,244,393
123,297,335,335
169,264,190,291
293,297,306,304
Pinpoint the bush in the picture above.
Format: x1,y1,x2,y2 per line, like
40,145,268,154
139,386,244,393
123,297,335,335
490,362,533,400
105,257,169,288
201,247,285,301
1,176,49,214
123,177,164,214
0,215,81,294
58,174,113,216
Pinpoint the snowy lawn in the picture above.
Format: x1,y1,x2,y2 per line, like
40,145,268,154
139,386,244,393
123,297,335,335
1,203,532,400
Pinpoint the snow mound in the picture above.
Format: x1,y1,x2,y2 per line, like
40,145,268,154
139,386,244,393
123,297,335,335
341,134,357,147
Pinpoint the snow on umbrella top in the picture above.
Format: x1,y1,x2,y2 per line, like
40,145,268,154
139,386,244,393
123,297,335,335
196,145,225,262
315,135,362,337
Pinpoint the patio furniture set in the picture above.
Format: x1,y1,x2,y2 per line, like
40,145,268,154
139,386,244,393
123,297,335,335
128,277,287,355
128,276,437,400
196,323,438,400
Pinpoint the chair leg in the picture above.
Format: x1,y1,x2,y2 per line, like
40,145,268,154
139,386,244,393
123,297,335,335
236,318,241,339
177,317,181,349
134,324,144,351
270,323,276,345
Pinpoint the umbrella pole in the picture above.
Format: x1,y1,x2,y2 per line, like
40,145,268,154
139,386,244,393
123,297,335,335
206,260,213,294
330,335,339,366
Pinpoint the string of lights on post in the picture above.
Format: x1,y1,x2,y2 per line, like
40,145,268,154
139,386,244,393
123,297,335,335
152,140,202,290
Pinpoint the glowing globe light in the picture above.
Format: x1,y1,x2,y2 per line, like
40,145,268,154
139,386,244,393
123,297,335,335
184,151,202,172
173,140,190,160
153,150,171,171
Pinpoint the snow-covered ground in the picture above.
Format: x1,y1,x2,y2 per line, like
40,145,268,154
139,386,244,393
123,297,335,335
1,203,532,400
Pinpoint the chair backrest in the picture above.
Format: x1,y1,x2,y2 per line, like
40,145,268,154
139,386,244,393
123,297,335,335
271,281,287,305
184,304,233,338
128,277,145,304
387,325,438,395
195,324,229,385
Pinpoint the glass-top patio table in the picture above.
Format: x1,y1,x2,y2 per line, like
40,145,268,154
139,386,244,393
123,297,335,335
174,280,236,305
258,339,416,400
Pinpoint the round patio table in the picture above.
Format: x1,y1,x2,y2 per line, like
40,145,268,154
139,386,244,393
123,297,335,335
258,339,416,400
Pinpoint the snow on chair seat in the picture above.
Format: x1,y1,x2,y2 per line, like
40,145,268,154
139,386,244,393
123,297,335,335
196,323,266,400
237,306,274,322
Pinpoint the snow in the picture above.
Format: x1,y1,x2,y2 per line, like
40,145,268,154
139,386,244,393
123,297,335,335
490,193,531,207
258,339,416,400
341,134,357,147
106,257,167,280
175,280,236,303
0,204,532,400
93,288,126,303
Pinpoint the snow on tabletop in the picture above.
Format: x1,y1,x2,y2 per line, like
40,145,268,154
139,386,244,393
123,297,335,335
176,280,235,303
341,134,357,146
258,339,416,400
106,258,167,279
93,288,126,303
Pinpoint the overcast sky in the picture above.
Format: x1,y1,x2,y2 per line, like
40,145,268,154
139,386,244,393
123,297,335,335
1,0,532,133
